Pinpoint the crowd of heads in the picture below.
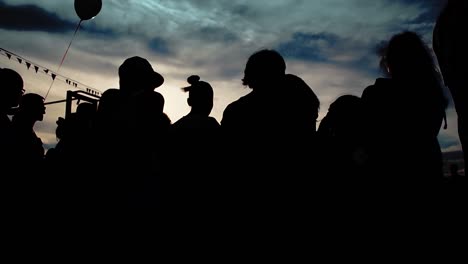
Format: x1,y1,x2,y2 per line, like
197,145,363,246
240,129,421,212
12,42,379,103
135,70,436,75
1,3,466,207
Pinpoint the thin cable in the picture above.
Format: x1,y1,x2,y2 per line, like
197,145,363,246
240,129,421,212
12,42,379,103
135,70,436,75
44,20,82,100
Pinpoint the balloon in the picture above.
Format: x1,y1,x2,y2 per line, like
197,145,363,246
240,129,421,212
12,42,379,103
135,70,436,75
74,0,102,21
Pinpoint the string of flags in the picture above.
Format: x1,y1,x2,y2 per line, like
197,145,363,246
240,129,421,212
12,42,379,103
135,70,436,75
0,47,101,97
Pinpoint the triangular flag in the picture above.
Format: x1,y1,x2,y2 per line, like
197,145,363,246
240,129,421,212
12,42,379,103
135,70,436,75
6,53,11,59
26,62,31,69
44,69,49,74
17,58,22,64
51,74,56,80
34,66,39,73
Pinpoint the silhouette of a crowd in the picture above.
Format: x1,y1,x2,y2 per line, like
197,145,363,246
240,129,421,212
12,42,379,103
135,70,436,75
0,2,466,208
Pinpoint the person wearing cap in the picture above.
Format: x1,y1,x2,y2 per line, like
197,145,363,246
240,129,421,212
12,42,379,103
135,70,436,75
0,68,25,167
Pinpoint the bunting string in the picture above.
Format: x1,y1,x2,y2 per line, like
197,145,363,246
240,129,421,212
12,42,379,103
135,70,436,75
0,47,101,97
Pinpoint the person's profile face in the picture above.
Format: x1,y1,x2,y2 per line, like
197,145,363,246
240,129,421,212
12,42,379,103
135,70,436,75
39,105,46,121
33,103,46,121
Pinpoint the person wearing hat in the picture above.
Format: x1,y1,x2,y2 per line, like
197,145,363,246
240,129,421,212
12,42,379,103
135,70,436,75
117,56,166,124
118,56,164,97
115,56,168,208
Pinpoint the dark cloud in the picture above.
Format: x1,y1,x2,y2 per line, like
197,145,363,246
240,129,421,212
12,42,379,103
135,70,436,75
148,37,171,55
197,26,239,43
0,1,74,32
230,4,251,16
0,1,115,37
79,23,116,37
277,32,339,62
397,0,448,23
277,32,380,76
392,0,448,34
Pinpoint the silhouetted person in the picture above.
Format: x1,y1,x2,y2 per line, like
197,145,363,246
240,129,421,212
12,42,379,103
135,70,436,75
169,75,221,209
48,102,96,166
11,93,46,170
361,31,447,183
172,75,220,131
317,95,368,180
91,88,125,207
283,73,321,132
0,68,24,167
221,49,320,208
115,56,167,208
94,88,122,160
44,102,98,207
433,0,468,168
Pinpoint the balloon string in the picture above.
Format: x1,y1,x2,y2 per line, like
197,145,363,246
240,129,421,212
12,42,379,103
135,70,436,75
45,19,82,100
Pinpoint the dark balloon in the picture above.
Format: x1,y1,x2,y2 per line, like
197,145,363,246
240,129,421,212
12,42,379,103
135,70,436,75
74,0,102,21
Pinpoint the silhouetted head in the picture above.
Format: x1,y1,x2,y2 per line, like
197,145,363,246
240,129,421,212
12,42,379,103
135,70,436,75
97,88,120,116
380,31,436,80
182,75,214,116
118,56,164,95
242,49,286,90
325,94,362,137
134,90,165,115
16,93,46,122
76,102,96,119
284,73,320,121
95,88,121,132
0,68,24,111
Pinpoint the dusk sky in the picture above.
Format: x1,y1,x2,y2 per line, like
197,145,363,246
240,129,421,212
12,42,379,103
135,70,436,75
0,0,461,152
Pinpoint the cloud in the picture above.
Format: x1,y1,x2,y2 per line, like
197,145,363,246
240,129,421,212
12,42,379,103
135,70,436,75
277,31,382,84
0,0,116,37
396,0,447,23
278,32,339,63
0,0,75,32
0,0,460,151
148,37,171,55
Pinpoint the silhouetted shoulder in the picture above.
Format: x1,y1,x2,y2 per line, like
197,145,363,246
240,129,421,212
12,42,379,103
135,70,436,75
173,115,220,131
206,116,220,128
361,78,393,100
221,94,254,127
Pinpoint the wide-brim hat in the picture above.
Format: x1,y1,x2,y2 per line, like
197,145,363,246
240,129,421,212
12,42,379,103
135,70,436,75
118,56,164,90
